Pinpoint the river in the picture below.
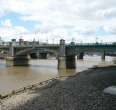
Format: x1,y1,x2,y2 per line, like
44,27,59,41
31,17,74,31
0,55,114,95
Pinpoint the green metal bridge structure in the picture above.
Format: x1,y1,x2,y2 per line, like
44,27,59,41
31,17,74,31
0,39,116,69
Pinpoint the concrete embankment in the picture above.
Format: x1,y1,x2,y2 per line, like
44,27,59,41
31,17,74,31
1,66,116,110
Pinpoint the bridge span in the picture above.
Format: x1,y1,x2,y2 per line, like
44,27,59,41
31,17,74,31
1,39,116,69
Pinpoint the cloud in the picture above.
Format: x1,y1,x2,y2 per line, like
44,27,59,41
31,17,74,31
1,19,12,28
0,19,29,41
0,0,116,43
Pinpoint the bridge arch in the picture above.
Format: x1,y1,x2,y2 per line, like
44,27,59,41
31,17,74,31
14,47,58,59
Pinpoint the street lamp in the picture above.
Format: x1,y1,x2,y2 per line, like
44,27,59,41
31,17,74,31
95,37,98,44
46,37,48,44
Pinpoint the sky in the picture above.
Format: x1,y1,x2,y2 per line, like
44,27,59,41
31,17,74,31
0,0,116,43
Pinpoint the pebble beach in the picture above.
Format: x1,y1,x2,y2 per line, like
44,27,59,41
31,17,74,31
1,66,116,110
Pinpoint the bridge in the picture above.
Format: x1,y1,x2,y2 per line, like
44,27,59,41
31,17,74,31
0,39,116,69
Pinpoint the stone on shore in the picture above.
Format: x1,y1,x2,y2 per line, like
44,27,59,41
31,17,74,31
1,66,116,110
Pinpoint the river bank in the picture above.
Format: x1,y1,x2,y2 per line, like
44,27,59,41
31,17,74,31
1,66,116,110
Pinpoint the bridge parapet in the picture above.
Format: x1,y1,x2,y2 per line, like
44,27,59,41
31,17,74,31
65,43,116,56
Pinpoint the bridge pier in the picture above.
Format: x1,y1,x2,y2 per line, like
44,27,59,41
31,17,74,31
101,51,105,61
39,53,47,59
77,52,84,60
6,43,29,66
58,39,66,69
58,56,66,69
6,55,29,66
66,55,76,69
6,57,14,66
58,39,77,69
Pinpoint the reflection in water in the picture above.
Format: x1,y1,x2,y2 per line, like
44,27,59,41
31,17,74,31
0,55,114,95
58,69,76,77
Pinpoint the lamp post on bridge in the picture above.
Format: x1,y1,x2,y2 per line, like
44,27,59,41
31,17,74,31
32,38,36,47
95,37,98,44
34,29,40,45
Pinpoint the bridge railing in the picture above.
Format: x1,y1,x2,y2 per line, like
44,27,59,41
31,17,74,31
66,42,116,46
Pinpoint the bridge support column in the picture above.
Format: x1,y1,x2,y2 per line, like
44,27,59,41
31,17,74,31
66,55,76,69
39,53,47,59
6,55,29,66
58,39,66,69
77,52,84,60
6,57,14,66
101,51,105,61
58,56,66,69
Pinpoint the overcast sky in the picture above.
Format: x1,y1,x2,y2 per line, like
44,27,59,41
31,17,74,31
0,0,116,43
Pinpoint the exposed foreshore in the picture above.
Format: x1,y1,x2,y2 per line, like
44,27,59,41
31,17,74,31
1,66,116,110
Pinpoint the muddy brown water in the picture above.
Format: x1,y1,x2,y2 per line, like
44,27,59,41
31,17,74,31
0,55,114,95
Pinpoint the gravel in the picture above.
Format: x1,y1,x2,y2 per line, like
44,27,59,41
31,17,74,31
1,66,116,110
